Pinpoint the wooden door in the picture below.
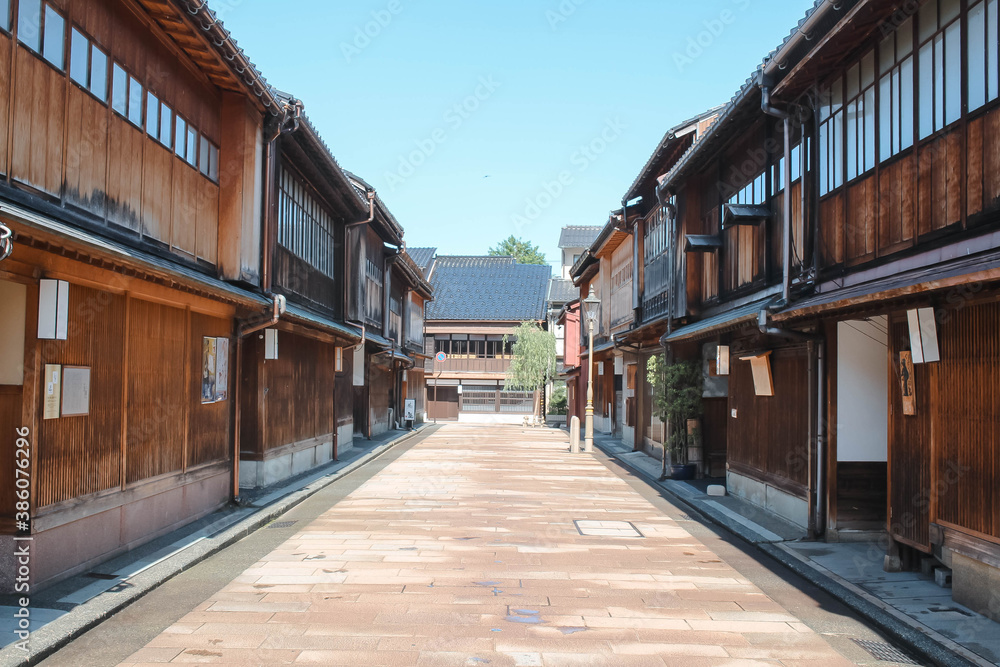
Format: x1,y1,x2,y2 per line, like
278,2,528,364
888,318,933,551
702,397,729,478
1,386,23,532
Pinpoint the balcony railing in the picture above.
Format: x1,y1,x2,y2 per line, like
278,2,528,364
424,357,512,374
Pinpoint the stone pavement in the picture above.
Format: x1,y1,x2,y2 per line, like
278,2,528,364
115,425,892,666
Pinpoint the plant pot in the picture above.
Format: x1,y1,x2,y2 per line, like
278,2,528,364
669,463,697,480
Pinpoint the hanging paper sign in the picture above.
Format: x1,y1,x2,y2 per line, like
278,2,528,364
899,351,916,416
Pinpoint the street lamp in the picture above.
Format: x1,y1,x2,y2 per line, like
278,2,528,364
583,286,600,453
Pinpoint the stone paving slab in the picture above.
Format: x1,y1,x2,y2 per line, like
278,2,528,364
116,425,870,666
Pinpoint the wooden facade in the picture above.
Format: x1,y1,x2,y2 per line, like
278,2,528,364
0,0,427,592
566,0,1000,614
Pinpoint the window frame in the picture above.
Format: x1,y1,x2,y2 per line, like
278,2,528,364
69,26,109,103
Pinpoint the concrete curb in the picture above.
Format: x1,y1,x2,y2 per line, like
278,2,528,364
0,425,434,667
593,440,980,667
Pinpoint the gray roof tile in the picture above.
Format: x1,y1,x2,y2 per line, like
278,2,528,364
558,226,602,249
426,256,551,321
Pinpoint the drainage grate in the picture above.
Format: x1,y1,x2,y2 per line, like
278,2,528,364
267,520,297,529
574,520,644,538
851,638,920,665
85,572,120,580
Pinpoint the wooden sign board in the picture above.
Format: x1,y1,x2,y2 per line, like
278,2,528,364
899,351,916,416
738,351,774,397
43,364,61,420
61,367,91,417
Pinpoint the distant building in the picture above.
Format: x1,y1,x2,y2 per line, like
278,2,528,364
557,226,602,279
423,256,550,423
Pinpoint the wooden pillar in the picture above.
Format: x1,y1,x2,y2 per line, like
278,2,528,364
120,294,131,491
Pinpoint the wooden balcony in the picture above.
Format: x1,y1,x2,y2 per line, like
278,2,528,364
424,357,512,375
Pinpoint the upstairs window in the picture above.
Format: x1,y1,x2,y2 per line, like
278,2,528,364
69,27,109,102
1,0,10,32
819,76,845,196
111,64,143,128
846,50,877,180
198,137,220,182
968,0,1000,112
918,0,962,139
729,169,767,205
145,94,173,148
773,143,802,195
879,20,915,161
277,165,336,278
19,0,65,70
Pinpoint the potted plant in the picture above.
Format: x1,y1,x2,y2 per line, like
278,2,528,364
647,355,704,480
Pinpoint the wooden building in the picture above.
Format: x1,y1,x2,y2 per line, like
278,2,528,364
0,0,427,591
0,0,286,590
594,0,1000,620
423,255,550,423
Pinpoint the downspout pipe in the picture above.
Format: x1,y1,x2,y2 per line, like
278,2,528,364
239,294,287,338
261,99,302,293
759,80,793,306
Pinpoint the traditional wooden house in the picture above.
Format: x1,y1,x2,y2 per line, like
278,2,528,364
632,0,1000,619
236,103,371,489
0,0,286,590
423,256,550,422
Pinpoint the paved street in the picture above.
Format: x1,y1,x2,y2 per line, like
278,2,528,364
46,425,908,666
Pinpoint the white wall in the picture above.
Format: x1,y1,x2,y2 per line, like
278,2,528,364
837,317,888,462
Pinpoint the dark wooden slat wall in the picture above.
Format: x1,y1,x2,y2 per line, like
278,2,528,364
0,386,23,526
0,32,10,176
188,312,231,467
369,359,392,431
125,298,187,483
887,318,932,551
727,347,810,494
36,285,127,507
935,301,1000,541
259,333,337,454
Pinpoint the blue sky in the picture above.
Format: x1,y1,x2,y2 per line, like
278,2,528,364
219,0,815,270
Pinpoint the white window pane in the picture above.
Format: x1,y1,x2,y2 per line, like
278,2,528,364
847,63,860,99
934,34,945,131
990,0,999,101
944,21,961,125
967,2,986,111
199,136,210,175
919,0,938,43
186,127,197,166
900,57,914,150
791,144,801,182
90,45,108,101
111,64,127,115
862,50,876,88
175,118,186,158
919,44,934,138
1,0,10,31
847,100,858,181
879,75,893,161
941,0,960,24
210,144,218,181
69,28,88,85
159,104,172,146
864,87,876,171
831,76,843,112
128,77,143,126
833,111,844,189
42,5,64,69
897,17,914,57
17,0,41,53
819,122,829,196
146,92,158,137
879,35,895,74
892,68,902,154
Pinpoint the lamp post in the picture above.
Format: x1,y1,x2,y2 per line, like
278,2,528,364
583,286,600,453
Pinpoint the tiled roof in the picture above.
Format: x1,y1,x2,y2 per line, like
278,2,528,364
426,256,551,322
558,226,602,249
547,278,579,305
407,247,437,275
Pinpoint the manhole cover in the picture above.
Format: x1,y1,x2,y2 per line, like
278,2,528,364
268,520,297,529
574,520,643,538
851,638,920,665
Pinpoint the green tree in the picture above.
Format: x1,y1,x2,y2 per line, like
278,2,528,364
548,384,568,416
504,321,557,420
488,236,547,265
647,355,703,463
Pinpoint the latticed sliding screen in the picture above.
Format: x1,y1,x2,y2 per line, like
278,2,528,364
277,164,336,278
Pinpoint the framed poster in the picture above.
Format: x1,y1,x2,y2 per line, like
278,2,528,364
215,337,229,402
202,337,218,403
404,399,416,421
43,364,61,420
335,346,343,373
61,367,91,417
